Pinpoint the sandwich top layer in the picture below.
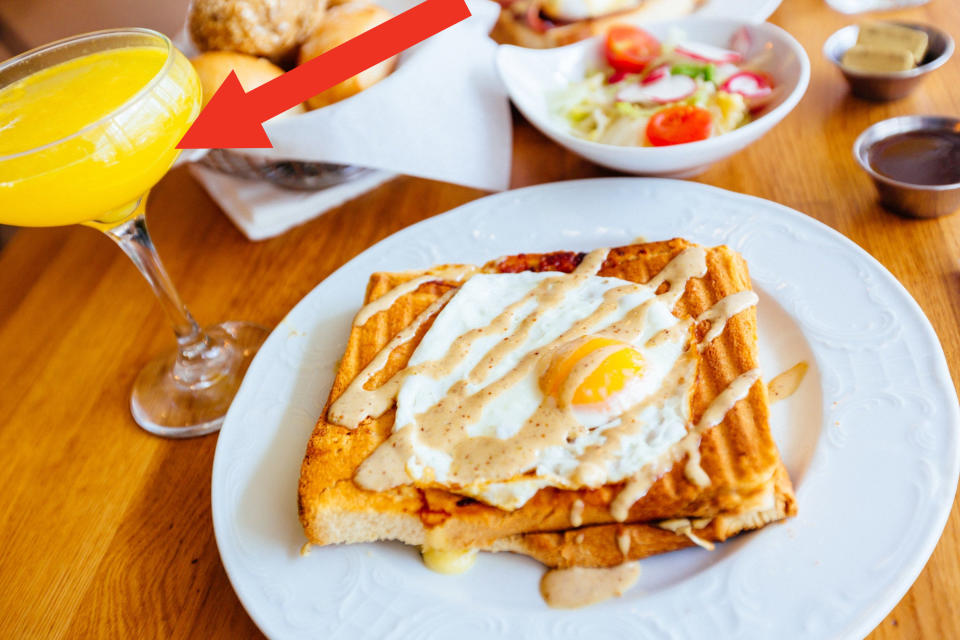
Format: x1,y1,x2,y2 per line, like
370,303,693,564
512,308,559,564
325,246,760,513
299,239,793,549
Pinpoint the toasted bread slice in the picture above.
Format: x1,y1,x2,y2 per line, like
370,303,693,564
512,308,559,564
298,239,795,554
490,462,794,568
491,0,703,48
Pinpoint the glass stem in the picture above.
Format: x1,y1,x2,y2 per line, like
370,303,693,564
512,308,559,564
103,201,225,388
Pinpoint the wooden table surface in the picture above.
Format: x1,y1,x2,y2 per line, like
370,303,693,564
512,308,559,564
2,0,959,637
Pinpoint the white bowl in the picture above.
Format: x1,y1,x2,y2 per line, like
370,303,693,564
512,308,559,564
496,18,810,177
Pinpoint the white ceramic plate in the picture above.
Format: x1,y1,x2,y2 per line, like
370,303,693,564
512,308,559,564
496,18,809,176
213,179,959,640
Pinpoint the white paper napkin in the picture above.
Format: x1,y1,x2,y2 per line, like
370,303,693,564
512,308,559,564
189,164,396,241
186,0,509,240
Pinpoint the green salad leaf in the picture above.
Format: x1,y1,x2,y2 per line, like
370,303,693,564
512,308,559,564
671,63,716,83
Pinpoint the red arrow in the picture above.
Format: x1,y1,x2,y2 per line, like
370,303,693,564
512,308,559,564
177,0,471,149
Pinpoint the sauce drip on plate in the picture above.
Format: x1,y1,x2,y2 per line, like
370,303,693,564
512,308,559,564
540,563,641,609
768,361,808,405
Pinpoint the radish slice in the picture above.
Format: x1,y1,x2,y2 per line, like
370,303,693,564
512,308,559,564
729,27,752,58
720,71,773,106
641,64,670,85
714,63,741,82
675,42,742,64
617,74,696,105
607,70,628,84
721,71,775,111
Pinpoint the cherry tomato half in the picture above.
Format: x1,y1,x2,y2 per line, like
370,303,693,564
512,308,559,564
605,26,661,74
646,105,713,146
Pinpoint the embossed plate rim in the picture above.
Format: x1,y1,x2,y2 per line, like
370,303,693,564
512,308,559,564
213,178,959,640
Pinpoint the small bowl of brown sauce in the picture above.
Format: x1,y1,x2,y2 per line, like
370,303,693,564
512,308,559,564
824,21,954,101
854,115,960,218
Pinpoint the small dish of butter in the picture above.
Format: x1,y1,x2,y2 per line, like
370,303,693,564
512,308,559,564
823,21,954,101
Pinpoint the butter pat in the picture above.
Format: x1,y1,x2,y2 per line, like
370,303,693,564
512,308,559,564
842,45,915,73
858,22,929,64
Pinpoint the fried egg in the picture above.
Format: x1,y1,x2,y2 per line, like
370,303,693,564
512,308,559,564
392,271,695,510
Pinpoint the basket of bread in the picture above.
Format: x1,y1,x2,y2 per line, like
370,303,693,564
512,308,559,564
181,0,511,192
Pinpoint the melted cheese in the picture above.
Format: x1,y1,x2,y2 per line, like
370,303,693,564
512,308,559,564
421,547,478,575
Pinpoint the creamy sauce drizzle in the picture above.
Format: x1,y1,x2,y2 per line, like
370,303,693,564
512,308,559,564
712,487,778,531
571,351,696,487
767,361,808,404
559,344,625,408
352,249,619,490
333,249,611,428
658,519,714,550
696,290,758,350
329,290,457,426
570,499,585,527
646,318,693,349
352,266,478,327
645,247,708,308
574,248,611,275
617,530,631,557
540,563,641,609
682,438,710,487
609,368,761,521
353,276,435,328
333,247,752,514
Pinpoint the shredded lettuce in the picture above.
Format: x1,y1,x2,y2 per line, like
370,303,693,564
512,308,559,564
671,63,716,83
614,102,657,119
552,30,758,146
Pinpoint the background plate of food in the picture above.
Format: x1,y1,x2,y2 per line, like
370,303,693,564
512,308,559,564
491,0,785,48
497,18,809,176
211,178,959,639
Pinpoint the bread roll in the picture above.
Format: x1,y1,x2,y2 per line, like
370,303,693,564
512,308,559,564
298,2,397,109
191,51,306,116
189,0,328,63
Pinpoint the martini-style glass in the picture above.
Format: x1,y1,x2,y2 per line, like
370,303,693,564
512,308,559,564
0,28,268,437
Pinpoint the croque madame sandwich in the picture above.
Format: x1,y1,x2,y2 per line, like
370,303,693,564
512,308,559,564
298,239,796,606
490,0,705,48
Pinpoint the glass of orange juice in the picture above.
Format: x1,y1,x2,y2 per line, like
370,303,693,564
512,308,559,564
0,28,268,438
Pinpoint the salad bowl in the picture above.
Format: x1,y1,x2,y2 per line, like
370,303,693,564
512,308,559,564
496,18,810,177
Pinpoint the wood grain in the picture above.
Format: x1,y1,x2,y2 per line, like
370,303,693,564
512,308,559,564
0,0,958,637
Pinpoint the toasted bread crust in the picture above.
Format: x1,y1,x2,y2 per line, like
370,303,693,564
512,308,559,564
490,463,797,568
298,239,794,556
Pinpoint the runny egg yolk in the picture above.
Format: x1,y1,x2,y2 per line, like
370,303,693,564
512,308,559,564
540,336,645,407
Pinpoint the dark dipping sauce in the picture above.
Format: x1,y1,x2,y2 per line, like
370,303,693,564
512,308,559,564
868,129,960,186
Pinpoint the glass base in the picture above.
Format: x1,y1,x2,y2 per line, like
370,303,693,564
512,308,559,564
130,321,269,438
